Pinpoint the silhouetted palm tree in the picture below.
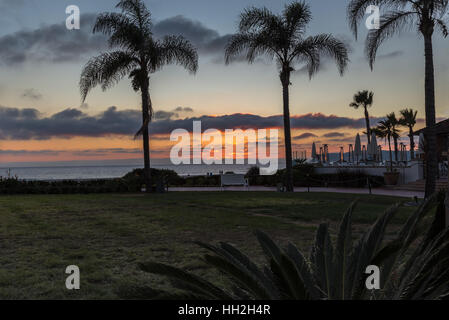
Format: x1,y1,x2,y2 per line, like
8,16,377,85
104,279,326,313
225,1,349,192
374,118,400,172
400,108,418,160
349,90,374,144
347,0,448,197
386,112,401,162
79,0,198,192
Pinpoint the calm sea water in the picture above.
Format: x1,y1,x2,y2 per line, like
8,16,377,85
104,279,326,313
0,159,277,180
0,150,406,181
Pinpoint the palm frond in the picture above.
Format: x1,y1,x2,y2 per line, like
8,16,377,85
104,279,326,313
365,10,417,69
79,51,138,102
139,262,234,299
296,34,349,76
347,0,410,39
238,7,280,33
284,1,312,37
156,36,199,74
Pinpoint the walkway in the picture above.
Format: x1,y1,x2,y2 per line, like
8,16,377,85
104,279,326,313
169,186,425,198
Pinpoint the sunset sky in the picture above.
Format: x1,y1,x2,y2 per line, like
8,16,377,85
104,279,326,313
0,0,448,164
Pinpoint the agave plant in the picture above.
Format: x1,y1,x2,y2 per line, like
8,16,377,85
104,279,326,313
134,193,448,300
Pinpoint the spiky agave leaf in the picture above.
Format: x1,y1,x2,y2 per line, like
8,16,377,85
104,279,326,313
370,194,439,295
333,201,356,299
286,242,321,299
139,262,234,299
310,223,334,299
347,203,400,299
255,230,311,299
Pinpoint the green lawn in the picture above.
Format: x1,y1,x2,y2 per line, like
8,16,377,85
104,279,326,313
0,192,416,299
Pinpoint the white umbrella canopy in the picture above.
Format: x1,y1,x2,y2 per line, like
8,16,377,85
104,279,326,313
311,142,317,160
367,132,378,160
417,133,425,154
371,131,378,158
354,134,362,161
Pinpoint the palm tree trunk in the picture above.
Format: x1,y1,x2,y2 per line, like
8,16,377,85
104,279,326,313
409,127,415,160
364,106,371,144
281,69,294,192
393,137,399,162
141,79,152,193
423,32,437,198
388,136,393,172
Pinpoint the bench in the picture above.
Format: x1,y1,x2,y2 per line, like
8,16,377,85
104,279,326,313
220,174,249,190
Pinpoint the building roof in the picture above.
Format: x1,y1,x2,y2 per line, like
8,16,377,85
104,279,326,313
414,118,449,136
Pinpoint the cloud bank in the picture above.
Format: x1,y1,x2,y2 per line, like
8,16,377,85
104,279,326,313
0,105,391,140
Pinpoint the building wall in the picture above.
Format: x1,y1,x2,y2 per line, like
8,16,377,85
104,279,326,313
314,160,423,184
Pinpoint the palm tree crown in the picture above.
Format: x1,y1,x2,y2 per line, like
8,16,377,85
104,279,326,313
374,118,400,171
80,0,198,128
226,2,349,79
79,0,198,191
400,108,418,159
347,0,448,68
350,90,374,144
225,1,349,192
386,112,401,161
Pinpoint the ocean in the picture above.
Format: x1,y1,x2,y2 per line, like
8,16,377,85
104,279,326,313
0,159,275,181
0,150,407,181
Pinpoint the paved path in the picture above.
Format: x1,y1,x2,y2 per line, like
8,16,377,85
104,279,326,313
169,186,424,198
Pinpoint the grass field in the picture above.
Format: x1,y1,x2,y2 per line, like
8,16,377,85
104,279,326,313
0,192,417,299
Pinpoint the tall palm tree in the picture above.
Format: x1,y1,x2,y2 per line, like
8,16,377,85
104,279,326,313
400,108,418,160
225,1,349,192
374,118,400,172
79,0,198,192
347,0,449,197
386,112,401,162
349,90,374,144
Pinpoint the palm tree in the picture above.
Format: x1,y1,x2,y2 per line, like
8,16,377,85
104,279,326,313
400,108,418,160
79,0,198,192
347,0,448,197
350,90,374,144
374,119,400,172
386,112,401,162
225,1,349,192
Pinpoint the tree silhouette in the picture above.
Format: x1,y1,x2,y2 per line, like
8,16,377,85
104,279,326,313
386,112,401,162
347,0,449,197
225,1,349,192
374,118,400,172
400,108,418,160
79,0,198,192
349,90,374,144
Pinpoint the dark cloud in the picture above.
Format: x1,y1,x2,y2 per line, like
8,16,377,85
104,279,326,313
322,132,346,138
293,133,317,140
154,110,178,121
71,148,141,157
21,88,42,100
0,105,392,141
0,13,107,65
0,13,232,66
0,105,140,140
174,106,194,113
0,149,59,155
153,15,231,55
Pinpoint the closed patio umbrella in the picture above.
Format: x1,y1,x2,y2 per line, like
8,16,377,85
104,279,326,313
355,134,362,163
370,131,378,161
311,142,317,161
417,133,425,155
